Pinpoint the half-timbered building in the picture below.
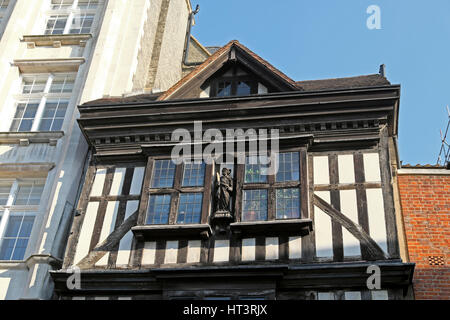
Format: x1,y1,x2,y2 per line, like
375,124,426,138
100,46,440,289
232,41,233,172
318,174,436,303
51,40,415,300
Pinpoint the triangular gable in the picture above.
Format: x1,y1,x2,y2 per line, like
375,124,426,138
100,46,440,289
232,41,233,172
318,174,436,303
158,40,298,101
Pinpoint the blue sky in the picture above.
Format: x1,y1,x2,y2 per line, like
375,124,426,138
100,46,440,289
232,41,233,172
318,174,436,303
190,0,450,165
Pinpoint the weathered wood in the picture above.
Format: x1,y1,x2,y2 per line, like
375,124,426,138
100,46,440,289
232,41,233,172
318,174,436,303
313,194,387,261
255,236,265,261
354,153,371,260
76,209,139,269
329,155,343,262
63,163,96,268
201,164,213,224
379,126,400,259
177,240,188,264
89,167,115,251
234,164,244,222
155,240,166,265
300,149,309,219
137,159,154,225
303,154,315,262
279,236,289,261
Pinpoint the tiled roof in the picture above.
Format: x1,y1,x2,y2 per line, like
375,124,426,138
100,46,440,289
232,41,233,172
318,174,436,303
82,93,163,106
296,74,391,91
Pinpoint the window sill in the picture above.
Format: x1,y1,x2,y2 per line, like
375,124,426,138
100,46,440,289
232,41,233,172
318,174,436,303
13,58,86,73
0,131,64,146
132,224,212,241
22,34,92,47
230,219,313,237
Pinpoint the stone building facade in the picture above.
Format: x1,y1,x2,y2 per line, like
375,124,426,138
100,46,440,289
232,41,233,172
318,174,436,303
0,0,192,300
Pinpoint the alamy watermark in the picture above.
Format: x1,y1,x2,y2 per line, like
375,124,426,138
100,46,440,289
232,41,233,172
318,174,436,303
171,121,280,175
367,5,381,30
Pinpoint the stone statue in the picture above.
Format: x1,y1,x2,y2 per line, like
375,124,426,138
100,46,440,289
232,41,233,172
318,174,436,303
215,168,233,213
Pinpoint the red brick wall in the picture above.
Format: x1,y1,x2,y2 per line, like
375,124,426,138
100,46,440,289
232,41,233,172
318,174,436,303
398,173,450,300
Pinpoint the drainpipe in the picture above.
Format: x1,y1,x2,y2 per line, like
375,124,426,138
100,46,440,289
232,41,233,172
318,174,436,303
183,4,201,66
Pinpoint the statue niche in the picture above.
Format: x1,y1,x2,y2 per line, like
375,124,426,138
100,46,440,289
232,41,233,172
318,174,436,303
212,167,234,234
214,168,233,214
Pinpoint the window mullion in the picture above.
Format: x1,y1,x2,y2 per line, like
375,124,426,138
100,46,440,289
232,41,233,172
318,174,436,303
31,75,53,132
267,174,275,221
64,12,74,34
0,181,19,246
72,0,80,10
168,164,183,225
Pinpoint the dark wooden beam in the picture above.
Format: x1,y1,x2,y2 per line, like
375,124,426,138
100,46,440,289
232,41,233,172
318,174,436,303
313,194,387,261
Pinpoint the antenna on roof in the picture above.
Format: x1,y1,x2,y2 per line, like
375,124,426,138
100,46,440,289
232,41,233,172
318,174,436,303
379,64,386,77
437,105,450,169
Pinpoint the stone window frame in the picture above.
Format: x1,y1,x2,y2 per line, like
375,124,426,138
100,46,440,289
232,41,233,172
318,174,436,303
0,179,45,261
9,72,76,132
43,0,102,36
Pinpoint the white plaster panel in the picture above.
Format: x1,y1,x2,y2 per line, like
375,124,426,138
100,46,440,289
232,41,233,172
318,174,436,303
186,240,201,263
116,201,140,266
0,275,11,300
90,169,107,197
110,168,126,196
288,237,302,259
314,191,333,258
241,238,256,261
371,290,389,300
258,83,268,94
96,201,120,267
74,202,99,265
340,189,361,257
265,237,279,260
318,292,334,300
313,156,330,185
345,291,362,300
164,240,178,264
199,86,210,98
213,240,230,263
129,167,145,195
338,154,355,184
366,189,388,253
141,242,156,265
363,153,381,182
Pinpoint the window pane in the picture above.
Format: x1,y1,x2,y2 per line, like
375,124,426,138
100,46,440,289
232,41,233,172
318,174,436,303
14,181,44,206
146,195,171,225
0,214,35,261
151,160,176,188
22,77,46,94
69,14,94,34
245,156,269,183
182,162,205,187
217,81,232,97
236,81,251,96
39,100,68,132
276,152,300,182
77,0,98,9
45,15,68,35
276,188,300,220
177,193,202,224
0,183,12,205
50,74,75,93
11,102,39,132
242,189,268,221
51,0,73,10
